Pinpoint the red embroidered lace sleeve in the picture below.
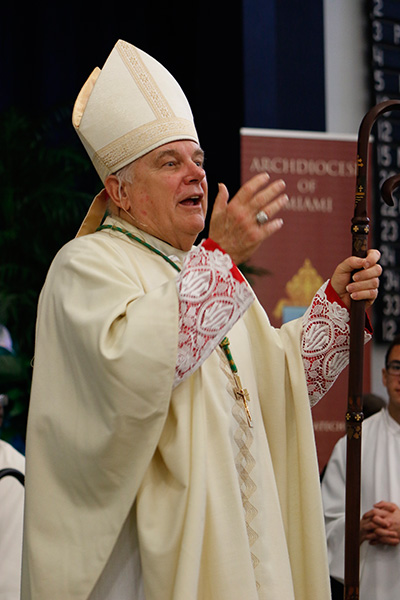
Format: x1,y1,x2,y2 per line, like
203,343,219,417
174,243,372,401
173,240,254,387
302,280,372,407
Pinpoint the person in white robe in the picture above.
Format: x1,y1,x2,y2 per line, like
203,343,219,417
0,439,25,600
322,335,400,600
0,348,26,600
21,40,382,600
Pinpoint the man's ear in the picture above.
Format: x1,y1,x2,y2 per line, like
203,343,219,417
105,175,131,210
104,175,125,208
382,367,388,389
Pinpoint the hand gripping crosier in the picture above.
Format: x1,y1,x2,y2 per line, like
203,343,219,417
345,99,400,600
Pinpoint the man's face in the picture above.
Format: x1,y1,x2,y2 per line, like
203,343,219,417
122,140,208,250
382,344,400,420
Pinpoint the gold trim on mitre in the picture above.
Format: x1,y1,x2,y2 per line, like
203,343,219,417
72,67,101,129
72,39,199,236
72,39,199,183
92,117,197,183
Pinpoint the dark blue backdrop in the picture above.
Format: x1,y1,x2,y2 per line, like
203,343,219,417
1,1,326,204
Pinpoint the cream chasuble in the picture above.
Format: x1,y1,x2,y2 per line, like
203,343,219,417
22,216,353,600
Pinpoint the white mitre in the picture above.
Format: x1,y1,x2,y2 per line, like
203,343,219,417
72,39,199,236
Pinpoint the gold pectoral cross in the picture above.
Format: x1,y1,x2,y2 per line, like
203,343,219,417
233,373,253,428
219,336,253,428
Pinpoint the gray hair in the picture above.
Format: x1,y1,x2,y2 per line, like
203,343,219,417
107,161,136,215
114,161,136,195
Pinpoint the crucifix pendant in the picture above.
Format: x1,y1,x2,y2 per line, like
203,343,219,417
233,373,253,427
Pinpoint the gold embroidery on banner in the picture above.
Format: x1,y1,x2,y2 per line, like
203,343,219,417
217,347,260,585
117,40,174,119
273,258,324,320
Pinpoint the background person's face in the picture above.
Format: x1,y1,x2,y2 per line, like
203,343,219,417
383,344,400,422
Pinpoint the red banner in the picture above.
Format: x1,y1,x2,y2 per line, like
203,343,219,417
241,128,371,471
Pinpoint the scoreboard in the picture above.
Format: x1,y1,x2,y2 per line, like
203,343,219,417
369,0,400,341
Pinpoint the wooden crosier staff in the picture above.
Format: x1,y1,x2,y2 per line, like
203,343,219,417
345,99,400,600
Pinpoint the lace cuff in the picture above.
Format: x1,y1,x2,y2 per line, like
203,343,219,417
301,281,372,407
173,240,254,387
